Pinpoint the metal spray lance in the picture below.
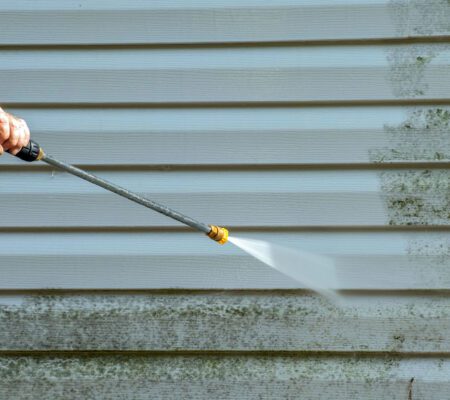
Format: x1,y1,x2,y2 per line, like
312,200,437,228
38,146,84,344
12,140,229,245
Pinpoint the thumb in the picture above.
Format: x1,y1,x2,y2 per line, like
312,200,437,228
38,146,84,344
0,144,4,156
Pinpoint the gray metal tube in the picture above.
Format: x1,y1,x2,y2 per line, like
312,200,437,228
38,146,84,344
42,154,211,234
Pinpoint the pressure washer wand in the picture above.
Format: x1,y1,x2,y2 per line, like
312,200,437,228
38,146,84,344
12,140,229,245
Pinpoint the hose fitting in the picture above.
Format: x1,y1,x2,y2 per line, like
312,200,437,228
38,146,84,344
208,225,229,245
13,140,45,162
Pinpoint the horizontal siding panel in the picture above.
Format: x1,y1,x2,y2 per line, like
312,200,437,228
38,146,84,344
0,354,446,399
2,44,450,104
0,231,449,289
1,168,449,228
3,106,449,166
2,293,450,352
0,169,388,228
1,0,447,45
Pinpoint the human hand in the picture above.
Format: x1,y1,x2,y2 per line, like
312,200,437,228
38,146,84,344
0,107,31,155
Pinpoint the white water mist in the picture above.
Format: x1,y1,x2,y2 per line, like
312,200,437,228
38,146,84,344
229,236,341,302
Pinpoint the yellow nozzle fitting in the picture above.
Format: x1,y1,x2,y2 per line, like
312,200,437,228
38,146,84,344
37,147,45,161
208,225,229,245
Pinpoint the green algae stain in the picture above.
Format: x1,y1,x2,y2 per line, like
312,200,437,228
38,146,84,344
408,236,450,263
374,40,450,227
380,170,450,225
386,45,442,98
389,0,450,36
0,354,402,383
0,294,337,351
0,355,406,399
373,40,450,225
404,234,450,289
370,108,450,163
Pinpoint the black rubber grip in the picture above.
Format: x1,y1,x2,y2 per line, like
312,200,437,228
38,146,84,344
13,140,42,162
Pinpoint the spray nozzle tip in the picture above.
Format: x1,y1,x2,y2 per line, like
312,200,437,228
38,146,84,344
208,225,229,245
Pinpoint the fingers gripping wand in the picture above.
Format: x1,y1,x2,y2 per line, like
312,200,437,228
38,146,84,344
13,141,229,245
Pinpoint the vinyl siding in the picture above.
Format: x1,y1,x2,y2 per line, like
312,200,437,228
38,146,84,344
2,45,450,104
1,1,450,398
0,0,441,45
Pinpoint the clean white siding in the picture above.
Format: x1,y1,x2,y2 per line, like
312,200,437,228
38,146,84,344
2,45,450,103
1,1,450,398
0,0,441,44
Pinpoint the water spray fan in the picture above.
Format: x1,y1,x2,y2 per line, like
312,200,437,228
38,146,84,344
12,140,229,245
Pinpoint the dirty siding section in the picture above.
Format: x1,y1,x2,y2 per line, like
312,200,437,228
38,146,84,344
1,0,450,398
